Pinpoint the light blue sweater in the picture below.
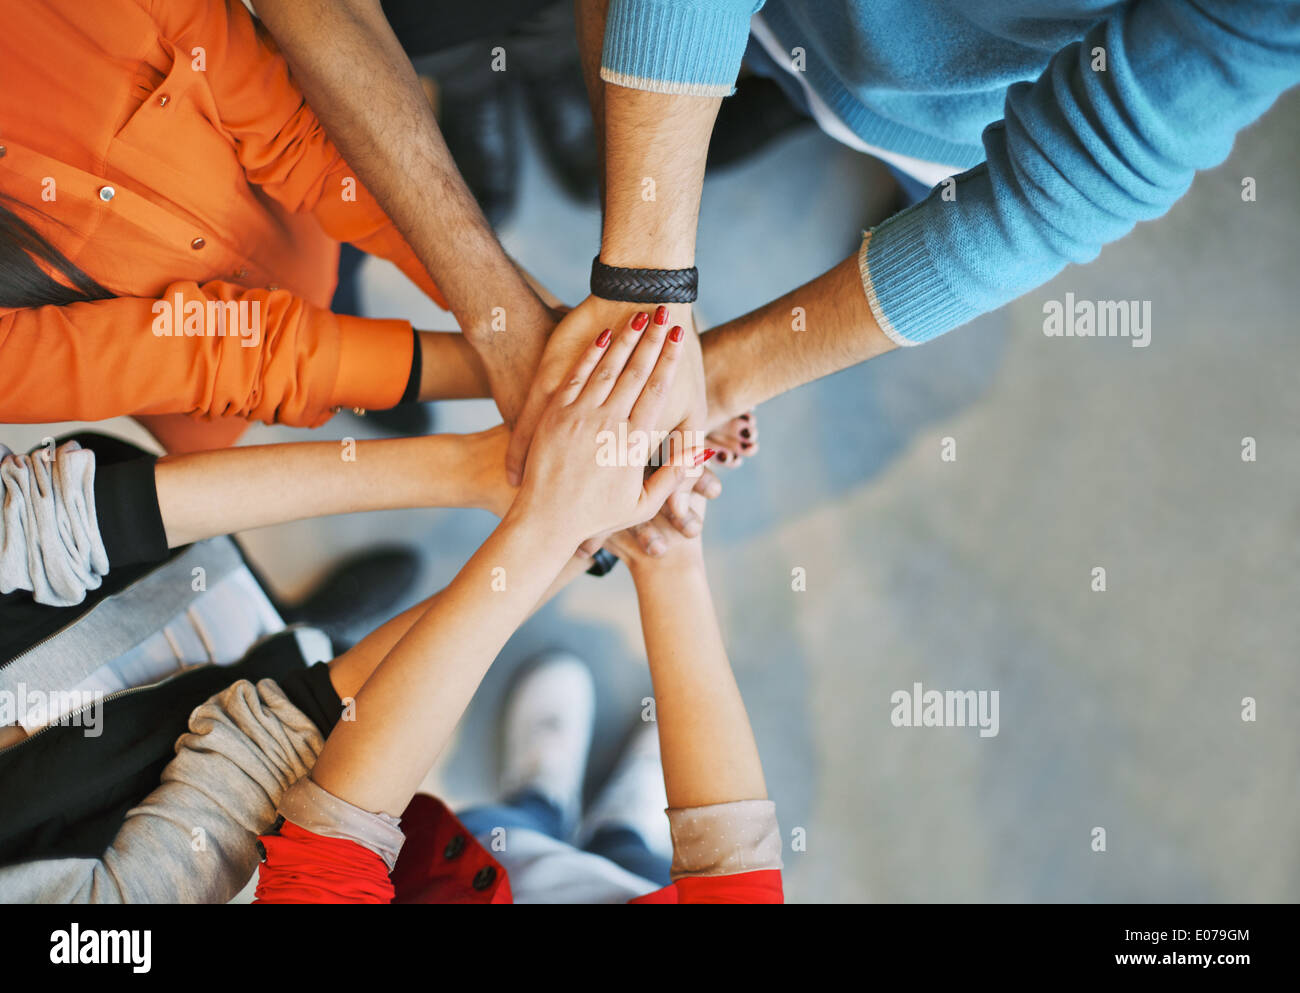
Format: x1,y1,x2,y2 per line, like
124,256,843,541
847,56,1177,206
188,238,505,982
600,0,1300,343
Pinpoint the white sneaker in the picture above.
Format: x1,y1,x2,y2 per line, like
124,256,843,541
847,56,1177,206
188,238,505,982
578,720,673,859
499,652,596,831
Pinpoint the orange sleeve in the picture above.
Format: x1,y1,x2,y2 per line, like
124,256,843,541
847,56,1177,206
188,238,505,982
0,282,412,428
145,0,448,308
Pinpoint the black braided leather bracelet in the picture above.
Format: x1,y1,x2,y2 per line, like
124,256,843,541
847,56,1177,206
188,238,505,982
590,256,698,303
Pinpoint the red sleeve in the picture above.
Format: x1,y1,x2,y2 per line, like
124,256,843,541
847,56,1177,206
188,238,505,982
629,870,784,905
254,820,395,904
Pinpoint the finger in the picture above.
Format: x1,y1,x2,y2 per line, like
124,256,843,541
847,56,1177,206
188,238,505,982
578,528,613,558
692,465,722,499
708,414,757,448
579,310,650,407
598,311,670,417
505,384,551,486
714,450,742,469
709,430,758,459
640,446,715,521
555,326,617,407
657,431,705,536
628,518,669,557
661,487,702,539
622,323,683,429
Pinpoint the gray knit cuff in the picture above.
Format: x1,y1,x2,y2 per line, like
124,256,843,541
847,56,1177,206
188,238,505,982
0,440,107,606
667,799,783,880
277,777,405,872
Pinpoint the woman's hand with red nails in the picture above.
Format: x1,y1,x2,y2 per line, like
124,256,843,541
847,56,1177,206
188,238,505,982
509,311,709,548
504,296,707,488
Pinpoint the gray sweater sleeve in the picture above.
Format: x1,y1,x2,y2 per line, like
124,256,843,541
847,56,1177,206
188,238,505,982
0,440,108,607
0,677,325,904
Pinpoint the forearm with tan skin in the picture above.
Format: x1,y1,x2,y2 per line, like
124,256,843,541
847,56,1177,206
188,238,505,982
154,427,511,548
414,330,491,401
251,0,554,422
325,551,591,705
312,513,577,814
607,500,766,808
700,247,897,427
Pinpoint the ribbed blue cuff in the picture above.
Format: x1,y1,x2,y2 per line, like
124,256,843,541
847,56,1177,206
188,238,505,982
601,0,758,97
860,201,979,346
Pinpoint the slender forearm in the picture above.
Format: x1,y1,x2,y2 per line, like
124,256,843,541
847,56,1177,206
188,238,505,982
630,554,767,808
701,248,896,426
154,434,494,546
328,549,595,703
253,0,546,342
416,331,492,401
311,512,574,815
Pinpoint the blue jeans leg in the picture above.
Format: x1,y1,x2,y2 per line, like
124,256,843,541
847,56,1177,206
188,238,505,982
583,826,672,887
456,789,566,840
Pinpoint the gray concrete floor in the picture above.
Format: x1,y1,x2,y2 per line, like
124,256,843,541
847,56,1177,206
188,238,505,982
7,87,1296,903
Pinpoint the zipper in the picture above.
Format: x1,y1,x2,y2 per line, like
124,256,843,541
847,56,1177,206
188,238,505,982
0,666,196,757
1,541,233,675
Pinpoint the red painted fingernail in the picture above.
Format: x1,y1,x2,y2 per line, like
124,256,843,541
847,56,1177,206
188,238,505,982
653,305,668,326
718,452,730,463
631,312,649,331
693,448,716,467
739,427,751,439
596,328,612,347
669,325,683,343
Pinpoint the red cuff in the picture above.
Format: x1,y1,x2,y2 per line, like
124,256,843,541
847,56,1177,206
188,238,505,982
630,869,785,905
254,820,394,904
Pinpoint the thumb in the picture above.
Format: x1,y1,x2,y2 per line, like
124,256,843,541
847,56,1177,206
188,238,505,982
504,385,548,487
641,446,716,515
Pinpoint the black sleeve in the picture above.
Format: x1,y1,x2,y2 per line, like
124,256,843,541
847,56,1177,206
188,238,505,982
56,432,168,568
398,325,422,406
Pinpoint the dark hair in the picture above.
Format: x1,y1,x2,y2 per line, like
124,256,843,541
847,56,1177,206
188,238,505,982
0,196,112,309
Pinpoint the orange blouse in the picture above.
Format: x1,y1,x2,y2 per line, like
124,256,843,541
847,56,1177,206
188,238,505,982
0,0,447,430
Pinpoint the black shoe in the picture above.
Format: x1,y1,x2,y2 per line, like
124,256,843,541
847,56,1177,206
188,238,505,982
522,63,599,203
330,242,368,317
439,72,520,227
283,546,422,648
350,402,437,437
706,75,814,172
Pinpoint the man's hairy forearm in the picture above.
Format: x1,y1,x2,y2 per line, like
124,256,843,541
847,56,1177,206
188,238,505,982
253,0,544,341
601,85,721,269
702,248,896,425
576,1,719,268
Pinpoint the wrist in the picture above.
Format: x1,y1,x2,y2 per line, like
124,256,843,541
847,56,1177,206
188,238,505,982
700,328,741,429
501,489,585,559
598,235,696,272
627,542,705,583
455,429,514,516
